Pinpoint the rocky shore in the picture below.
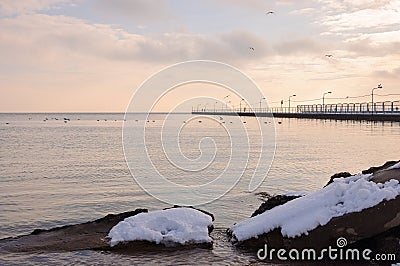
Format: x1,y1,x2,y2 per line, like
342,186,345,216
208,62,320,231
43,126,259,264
1,160,399,263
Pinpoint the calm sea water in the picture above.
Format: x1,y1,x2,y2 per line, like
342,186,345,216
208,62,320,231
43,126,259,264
0,113,399,265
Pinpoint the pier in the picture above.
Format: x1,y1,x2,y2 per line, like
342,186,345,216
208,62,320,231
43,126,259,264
192,100,400,122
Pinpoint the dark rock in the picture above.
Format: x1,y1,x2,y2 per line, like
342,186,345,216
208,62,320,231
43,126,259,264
349,225,400,261
109,239,213,252
251,195,301,217
0,209,148,252
254,191,271,199
324,172,352,187
362,160,398,175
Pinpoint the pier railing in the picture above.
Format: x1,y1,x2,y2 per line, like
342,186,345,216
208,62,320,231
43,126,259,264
296,100,400,114
193,100,400,115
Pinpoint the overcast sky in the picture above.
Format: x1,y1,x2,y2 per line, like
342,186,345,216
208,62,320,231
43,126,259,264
0,0,399,112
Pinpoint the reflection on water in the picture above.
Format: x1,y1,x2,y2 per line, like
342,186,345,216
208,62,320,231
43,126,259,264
0,113,399,265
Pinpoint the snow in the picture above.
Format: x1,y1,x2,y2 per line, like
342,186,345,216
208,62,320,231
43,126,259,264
387,161,400,170
230,173,400,242
107,208,213,247
284,191,307,197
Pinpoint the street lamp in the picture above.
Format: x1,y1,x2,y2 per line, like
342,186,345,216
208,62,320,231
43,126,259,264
288,94,296,113
224,95,230,110
239,98,245,113
371,84,382,113
259,97,266,112
214,101,218,112
322,91,332,112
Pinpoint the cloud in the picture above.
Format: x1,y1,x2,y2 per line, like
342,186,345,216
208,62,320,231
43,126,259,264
345,38,400,57
320,8,400,34
273,38,324,55
217,0,272,10
310,0,400,62
317,0,400,38
317,0,395,13
0,0,67,16
289,8,316,15
114,29,271,64
372,67,400,79
275,0,297,6
93,0,172,21
0,13,272,71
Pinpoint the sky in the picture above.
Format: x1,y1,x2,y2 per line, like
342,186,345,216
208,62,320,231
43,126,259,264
0,0,399,112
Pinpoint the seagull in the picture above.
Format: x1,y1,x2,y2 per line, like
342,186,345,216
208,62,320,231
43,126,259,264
249,47,255,51
325,54,333,58
266,11,275,15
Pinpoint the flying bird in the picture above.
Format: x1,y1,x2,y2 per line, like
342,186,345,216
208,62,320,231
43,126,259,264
325,54,333,58
249,47,255,51
266,11,275,15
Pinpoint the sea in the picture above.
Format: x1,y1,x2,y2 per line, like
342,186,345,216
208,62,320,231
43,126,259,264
0,113,399,265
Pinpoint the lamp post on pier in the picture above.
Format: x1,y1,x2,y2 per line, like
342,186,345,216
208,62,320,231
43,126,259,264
371,84,382,113
239,98,245,113
322,91,332,112
223,95,230,110
288,94,296,113
259,97,265,112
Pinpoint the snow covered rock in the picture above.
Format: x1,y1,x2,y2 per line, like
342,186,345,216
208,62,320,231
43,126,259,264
229,160,400,251
0,207,214,252
107,207,214,248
